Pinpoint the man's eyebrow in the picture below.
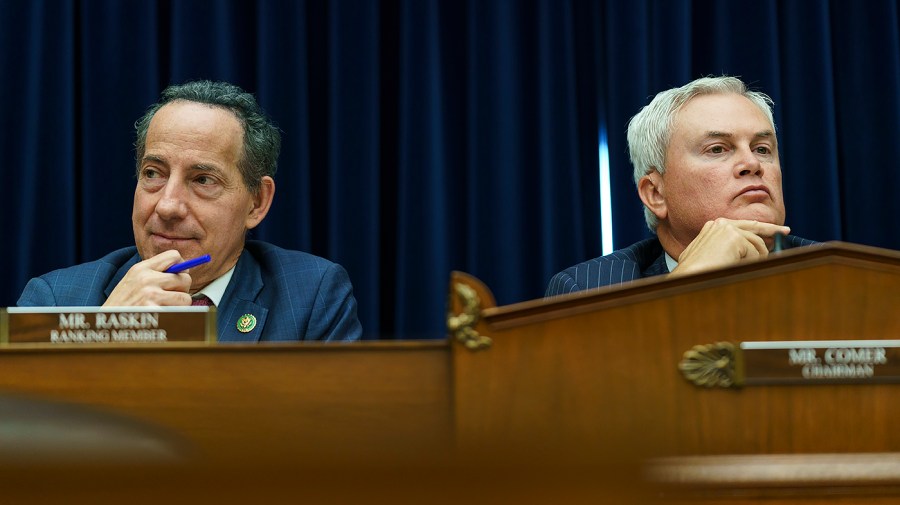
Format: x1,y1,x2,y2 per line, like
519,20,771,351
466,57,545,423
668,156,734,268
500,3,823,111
191,163,226,176
702,130,775,139
139,157,227,177
141,154,167,166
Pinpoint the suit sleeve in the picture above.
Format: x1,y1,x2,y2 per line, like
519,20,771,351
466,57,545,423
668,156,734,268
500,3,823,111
308,263,363,341
17,277,57,306
545,270,580,297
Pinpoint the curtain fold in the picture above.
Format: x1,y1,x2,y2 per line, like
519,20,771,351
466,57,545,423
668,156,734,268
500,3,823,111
2,0,899,339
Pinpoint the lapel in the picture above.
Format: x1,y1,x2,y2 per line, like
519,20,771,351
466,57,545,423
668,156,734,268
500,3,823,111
642,249,670,278
216,249,268,343
632,238,668,279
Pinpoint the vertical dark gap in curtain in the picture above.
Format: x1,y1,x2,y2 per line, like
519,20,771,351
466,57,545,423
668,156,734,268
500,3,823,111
827,0,851,244
463,0,483,286
73,0,85,261
463,0,490,294
306,0,330,256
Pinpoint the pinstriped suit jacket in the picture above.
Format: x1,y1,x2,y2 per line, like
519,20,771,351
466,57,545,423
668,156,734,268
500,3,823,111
17,240,362,342
545,235,817,297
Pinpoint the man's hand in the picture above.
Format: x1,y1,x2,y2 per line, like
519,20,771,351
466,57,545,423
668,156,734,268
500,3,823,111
670,218,790,277
103,250,193,306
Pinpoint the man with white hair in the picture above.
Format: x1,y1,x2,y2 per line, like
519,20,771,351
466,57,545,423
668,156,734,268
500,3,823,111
546,76,815,296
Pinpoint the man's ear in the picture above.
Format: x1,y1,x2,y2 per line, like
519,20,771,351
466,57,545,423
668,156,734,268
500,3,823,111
246,176,275,230
638,171,667,221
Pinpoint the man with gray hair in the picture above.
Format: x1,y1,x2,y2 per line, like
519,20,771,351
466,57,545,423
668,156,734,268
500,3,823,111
18,80,363,342
546,76,815,296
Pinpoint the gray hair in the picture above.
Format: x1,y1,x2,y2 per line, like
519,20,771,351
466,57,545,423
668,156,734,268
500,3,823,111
626,76,776,232
134,80,281,195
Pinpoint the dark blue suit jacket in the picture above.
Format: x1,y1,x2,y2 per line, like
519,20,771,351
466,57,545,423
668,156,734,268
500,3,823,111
17,240,362,342
546,235,817,297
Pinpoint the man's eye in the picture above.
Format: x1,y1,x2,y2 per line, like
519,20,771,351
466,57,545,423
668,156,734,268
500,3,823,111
755,146,771,154
142,168,159,178
196,175,215,185
709,145,725,154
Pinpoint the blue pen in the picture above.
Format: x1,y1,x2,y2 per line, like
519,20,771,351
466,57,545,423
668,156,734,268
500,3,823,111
165,254,211,273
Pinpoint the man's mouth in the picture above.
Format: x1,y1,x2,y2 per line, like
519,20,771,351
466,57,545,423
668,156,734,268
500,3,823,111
738,185,770,198
150,232,197,244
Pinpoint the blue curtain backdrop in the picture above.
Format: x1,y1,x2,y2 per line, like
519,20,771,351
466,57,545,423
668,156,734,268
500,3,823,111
0,0,897,339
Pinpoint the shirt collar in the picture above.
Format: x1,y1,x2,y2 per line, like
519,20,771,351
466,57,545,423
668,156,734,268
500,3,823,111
664,252,677,273
192,266,235,307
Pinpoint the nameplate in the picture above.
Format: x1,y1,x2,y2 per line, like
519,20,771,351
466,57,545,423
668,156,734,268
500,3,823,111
679,340,900,388
740,340,900,385
1,307,217,345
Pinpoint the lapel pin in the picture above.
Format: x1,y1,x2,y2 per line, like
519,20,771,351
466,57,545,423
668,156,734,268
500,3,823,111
237,314,257,333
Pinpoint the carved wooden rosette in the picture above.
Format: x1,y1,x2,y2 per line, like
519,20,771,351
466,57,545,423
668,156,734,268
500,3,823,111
679,342,740,388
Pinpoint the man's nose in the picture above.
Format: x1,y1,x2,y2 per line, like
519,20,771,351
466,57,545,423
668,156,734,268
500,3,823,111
154,180,189,220
735,146,763,177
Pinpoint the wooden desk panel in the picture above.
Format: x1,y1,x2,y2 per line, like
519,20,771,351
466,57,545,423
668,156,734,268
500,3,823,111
0,341,453,462
454,259,900,458
447,243,900,502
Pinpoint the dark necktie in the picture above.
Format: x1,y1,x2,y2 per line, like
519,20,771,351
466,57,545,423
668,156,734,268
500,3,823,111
191,295,214,307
